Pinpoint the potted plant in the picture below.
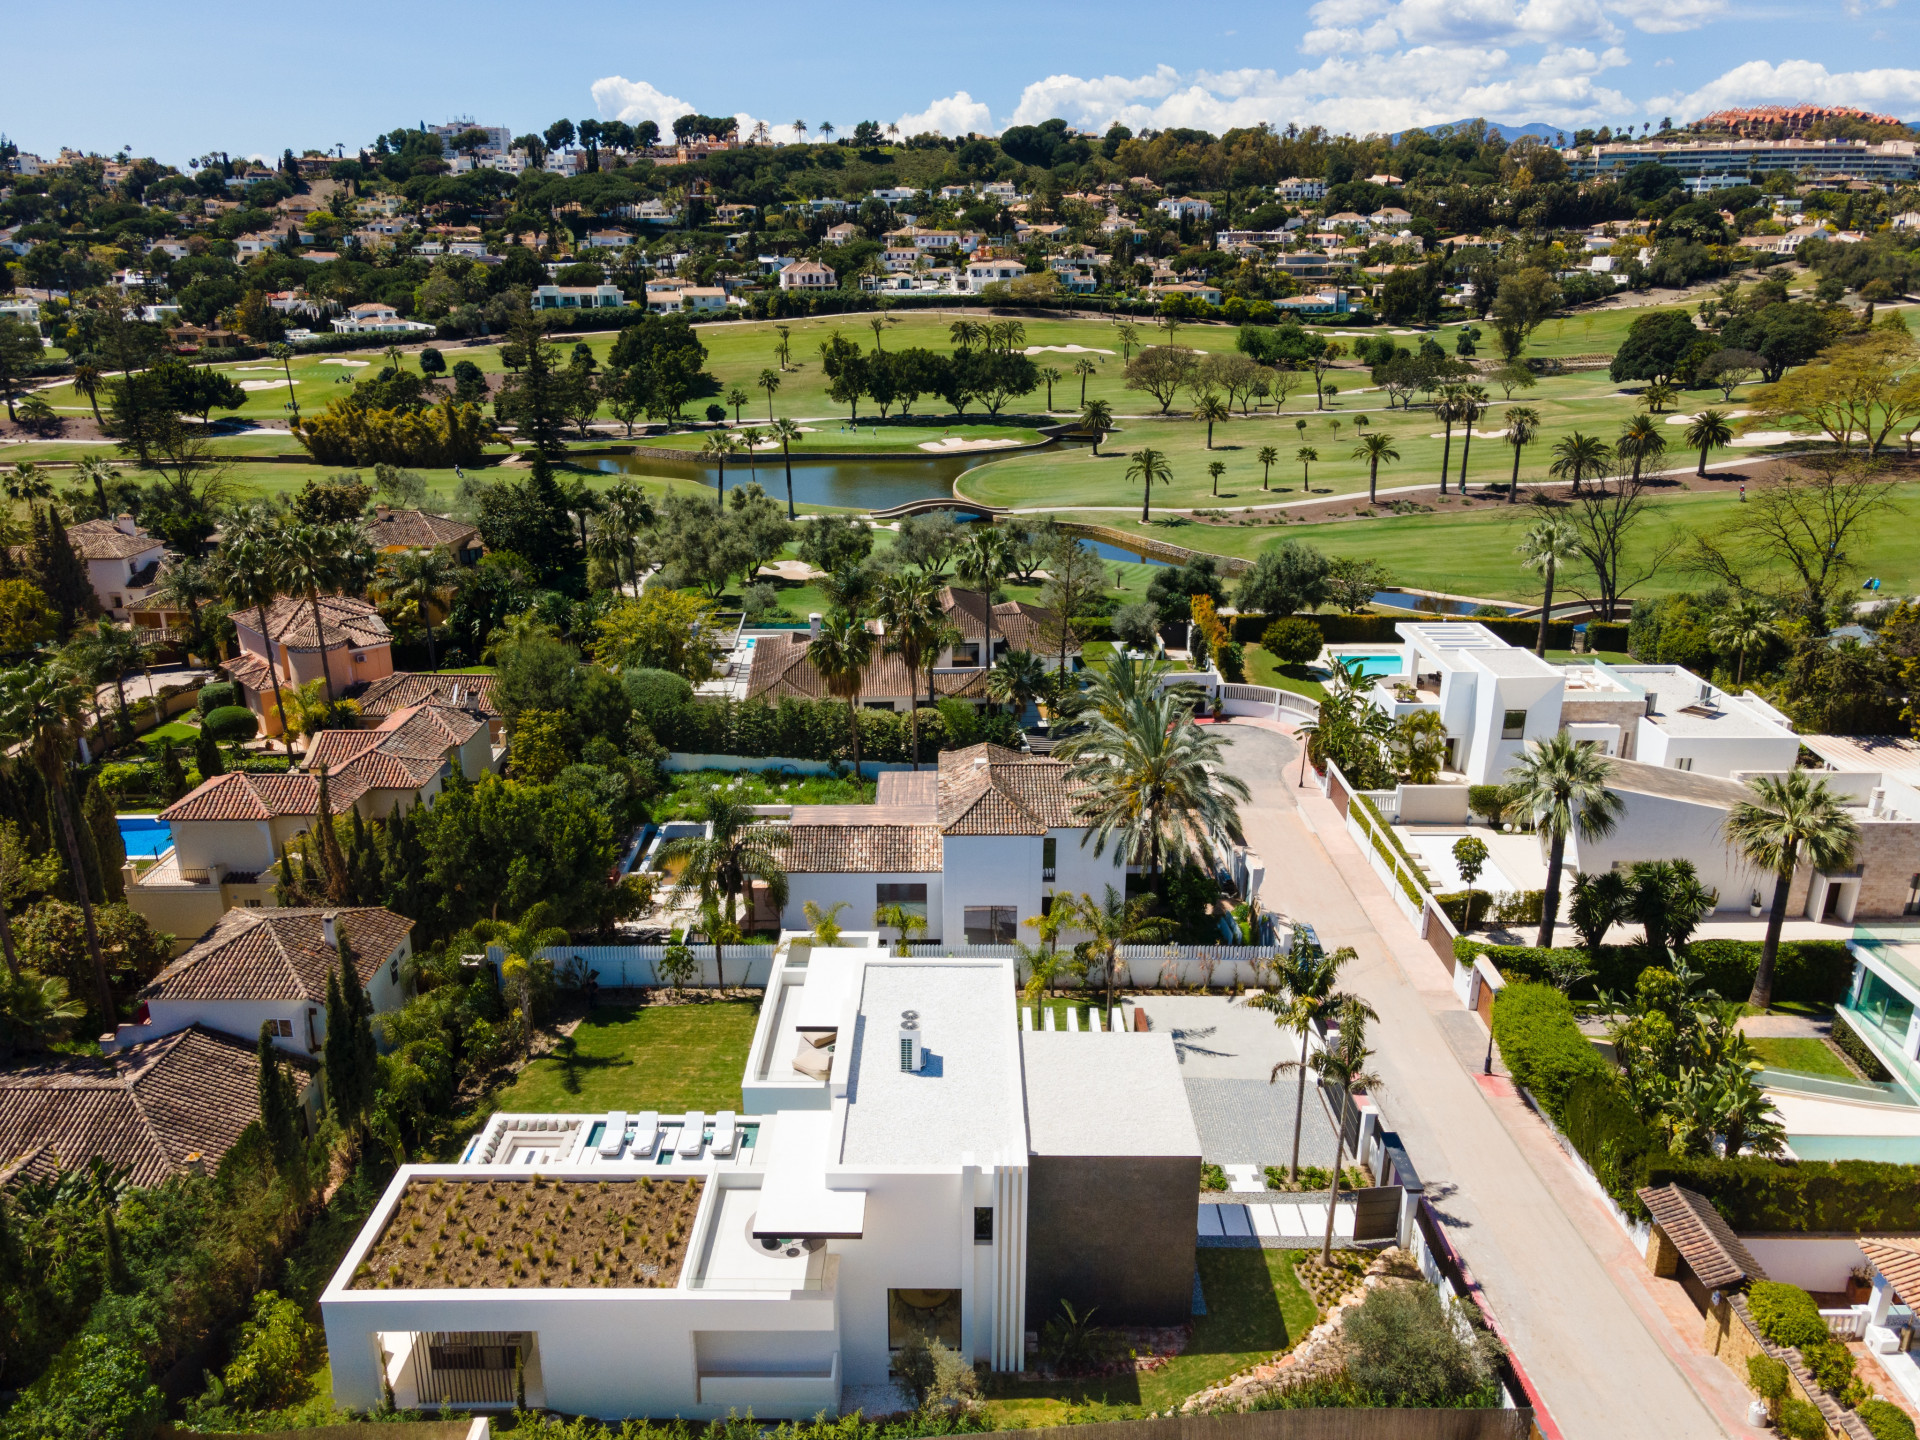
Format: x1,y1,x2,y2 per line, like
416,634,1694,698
1749,889,1764,918
1847,1267,1874,1305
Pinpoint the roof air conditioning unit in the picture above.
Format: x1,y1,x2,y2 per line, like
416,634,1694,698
899,1010,922,1073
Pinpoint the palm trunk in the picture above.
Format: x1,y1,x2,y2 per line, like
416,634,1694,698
422,601,438,674
782,443,796,520
1439,420,1452,495
1509,443,1522,502
1141,476,1150,524
1697,443,1709,479
259,602,294,755
847,697,863,780
1458,428,1473,491
1368,460,1377,505
1535,560,1554,658
716,457,726,512
1320,1123,1346,1265
907,661,920,770
113,676,133,747
53,783,114,1021
1537,829,1567,948
1291,1030,1309,1181
1750,852,1796,1010
307,592,337,704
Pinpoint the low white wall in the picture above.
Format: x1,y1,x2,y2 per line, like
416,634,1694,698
1742,1235,1871,1293
1397,785,1473,824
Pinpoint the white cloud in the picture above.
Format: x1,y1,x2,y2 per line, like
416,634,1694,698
591,76,694,132
1654,59,1920,117
893,91,994,137
1609,0,1726,32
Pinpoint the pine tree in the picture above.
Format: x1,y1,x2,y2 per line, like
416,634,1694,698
28,508,97,641
256,1020,307,1195
195,723,225,780
81,775,126,903
323,919,378,1137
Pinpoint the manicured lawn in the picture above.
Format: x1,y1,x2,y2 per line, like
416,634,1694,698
984,1247,1318,1422
138,720,201,747
489,999,761,1114
1750,1036,1855,1080
1243,645,1328,700
657,769,875,818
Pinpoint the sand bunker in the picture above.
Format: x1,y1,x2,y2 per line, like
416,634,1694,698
1426,429,1509,440
917,436,1023,452
1731,430,1818,447
1666,409,1752,424
320,358,370,367
238,379,295,391
1022,344,1114,356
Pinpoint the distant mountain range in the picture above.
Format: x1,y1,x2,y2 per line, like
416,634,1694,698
1390,119,1567,144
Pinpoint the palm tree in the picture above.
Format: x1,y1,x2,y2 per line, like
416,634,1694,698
953,528,1013,665
810,611,873,778
1060,885,1174,1018
655,788,790,985
948,319,982,351
986,648,1048,721
0,971,85,1061
1350,432,1400,505
271,341,300,421
1127,447,1172,523
791,120,808,142
1686,408,1735,478
379,545,463,673
757,368,782,421
877,570,946,768
1080,399,1113,456
1709,597,1780,688
151,556,219,663
1193,391,1229,449
1455,384,1489,491
1297,446,1318,489
770,417,804,520
1548,431,1612,498
1247,935,1368,1182
1207,460,1226,496
1642,381,1678,415
701,431,740,512
726,387,750,424
0,666,114,1020
1503,406,1539,504
275,519,360,705
819,122,835,142
1295,1000,1382,1263
1039,366,1064,411
1257,445,1279,490
72,361,106,427
1724,772,1860,1009
1074,357,1098,406
595,481,655,593
1504,732,1623,947
1615,413,1667,483
1434,383,1465,495
1058,660,1251,903
1517,516,1580,657
216,506,295,753
3,462,53,513
63,620,142,747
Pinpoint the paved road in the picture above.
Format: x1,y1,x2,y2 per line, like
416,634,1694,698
1215,722,1743,1440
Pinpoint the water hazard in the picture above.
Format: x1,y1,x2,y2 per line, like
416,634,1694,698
598,449,1019,512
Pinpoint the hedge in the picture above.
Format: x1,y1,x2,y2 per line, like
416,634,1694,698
195,682,238,715
1492,977,1920,1230
201,706,259,743
641,695,1019,765
1461,937,1851,1006
1585,620,1631,654
1859,1400,1917,1440
1227,613,1576,650
1831,1011,1893,1082
1351,792,1425,908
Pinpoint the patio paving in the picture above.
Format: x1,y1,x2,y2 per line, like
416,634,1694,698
1198,1198,1359,1248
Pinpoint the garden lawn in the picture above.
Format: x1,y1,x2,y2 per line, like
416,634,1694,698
657,769,875,819
138,720,201,748
489,999,761,1114
1243,646,1328,701
1749,1036,1855,1080
984,1247,1318,1423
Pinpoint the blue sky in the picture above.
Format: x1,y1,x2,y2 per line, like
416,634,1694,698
6,0,1917,165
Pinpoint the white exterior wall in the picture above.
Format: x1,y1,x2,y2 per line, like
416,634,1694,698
780,873,944,939
940,834,1044,943
1632,718,1800,779
827,1168,976,1383
1569,790,1768,910
1048,826,1130,912
170,817,278,875
143,996,322,1057
1464,671,1563,786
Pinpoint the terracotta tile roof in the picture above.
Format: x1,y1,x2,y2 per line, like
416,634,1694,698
363,508,479,550
65,518,163,560
1860,1239,1920,1305
936,744,1090,835
877,771,938,807
304,729,384,771
241,594,390,652
357,671,501,719
222,650,273,692
783,823,942,873
0,1026,314,1186
159,770,321,822
141,906,412,1004
745,632,991,704
1637,1183,1765,1291
938,587,1058,652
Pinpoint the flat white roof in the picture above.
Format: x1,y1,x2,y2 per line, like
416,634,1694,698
839,962,1020,1168
1398,621,1507,651
1468,647,1560,679
1021,1033,1201,1157
1622,666,1791,740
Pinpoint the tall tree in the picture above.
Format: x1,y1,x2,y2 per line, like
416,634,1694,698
1517,516,1579,655
877,570,947,769
1503,406,1539,503
1684,408,1735,477
275,519,361,705
494,309,570,463
1247,933,1368,1182
1350,432,1400,506
378,545,462,674
215,505,294,752
770,417,804,520
953,528,1014,667
257,1019,307,1194
1614,413,1668,484
323,920,378,1139
653,788,790,982
809,612,873,779
1504,732,1623,948
1723,772,1859,1009
1126,446,1172,524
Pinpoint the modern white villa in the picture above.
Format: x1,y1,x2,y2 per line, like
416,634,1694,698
320,938,1201,1418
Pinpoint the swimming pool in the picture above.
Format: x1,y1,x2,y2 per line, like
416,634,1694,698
118,816,173,859
1337,653,1406,678
1788,1134,1920,1163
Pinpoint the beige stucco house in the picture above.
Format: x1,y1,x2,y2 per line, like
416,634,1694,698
226,594,395,736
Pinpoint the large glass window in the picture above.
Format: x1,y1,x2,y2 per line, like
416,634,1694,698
964,906,1018,943
1857,969,1916,1052
877,883,928,919
1501,709,1527,740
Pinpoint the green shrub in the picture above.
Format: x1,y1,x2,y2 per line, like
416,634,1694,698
1261,616,1324,664
1464,937,1852,1007
1217,640,1246,684
1491,890,1545,926
1832,1011,1893,1082
1778,1398,1825,1440
1201,1163,1227,1192
1748,1282,1828,1349
202,706,259,743
1491,982,1615,1114
1340,1282,1501,1408
1585,620,1631,655
1467,785,1509,826
195,682,238,715
1801,1334,1861,1405
1436,890,1493,931
1746,1353,1789,1403
1859,1398,1917,1440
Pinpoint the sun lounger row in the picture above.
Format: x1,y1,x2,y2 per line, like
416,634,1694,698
594,1109,739,1161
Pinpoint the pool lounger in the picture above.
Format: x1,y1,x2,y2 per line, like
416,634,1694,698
597,1110,628,1158
676,1110,706,1157
629,1111,661,1158
710,1111,738,1157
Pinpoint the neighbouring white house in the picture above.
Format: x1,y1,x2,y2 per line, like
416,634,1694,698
824,223,861,243
61,515,167,619
775,745,1128,947
121,906,414,1059
1276,177,1327,202
778,260,836,292
320,940,1200,1418
531,283,627,311
583,229,635,249
1156,196,1214,221
964,257,1025,292
129,700,502,943
333,301,432,334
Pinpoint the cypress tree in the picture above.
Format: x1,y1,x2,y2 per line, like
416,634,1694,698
275,851,296,906
195,723,225,780
28,508,97,641
256,1020,307,1195
298,849,317,897
323,919,378,1137
313,767,349,904
156,740,188,805
101,1206,131,1293
81,775,126,903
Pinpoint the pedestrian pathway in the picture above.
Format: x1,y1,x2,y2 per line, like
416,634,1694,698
1199,1197,1357,1247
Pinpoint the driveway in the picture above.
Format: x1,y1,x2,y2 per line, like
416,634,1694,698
1213,721,1745,1440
